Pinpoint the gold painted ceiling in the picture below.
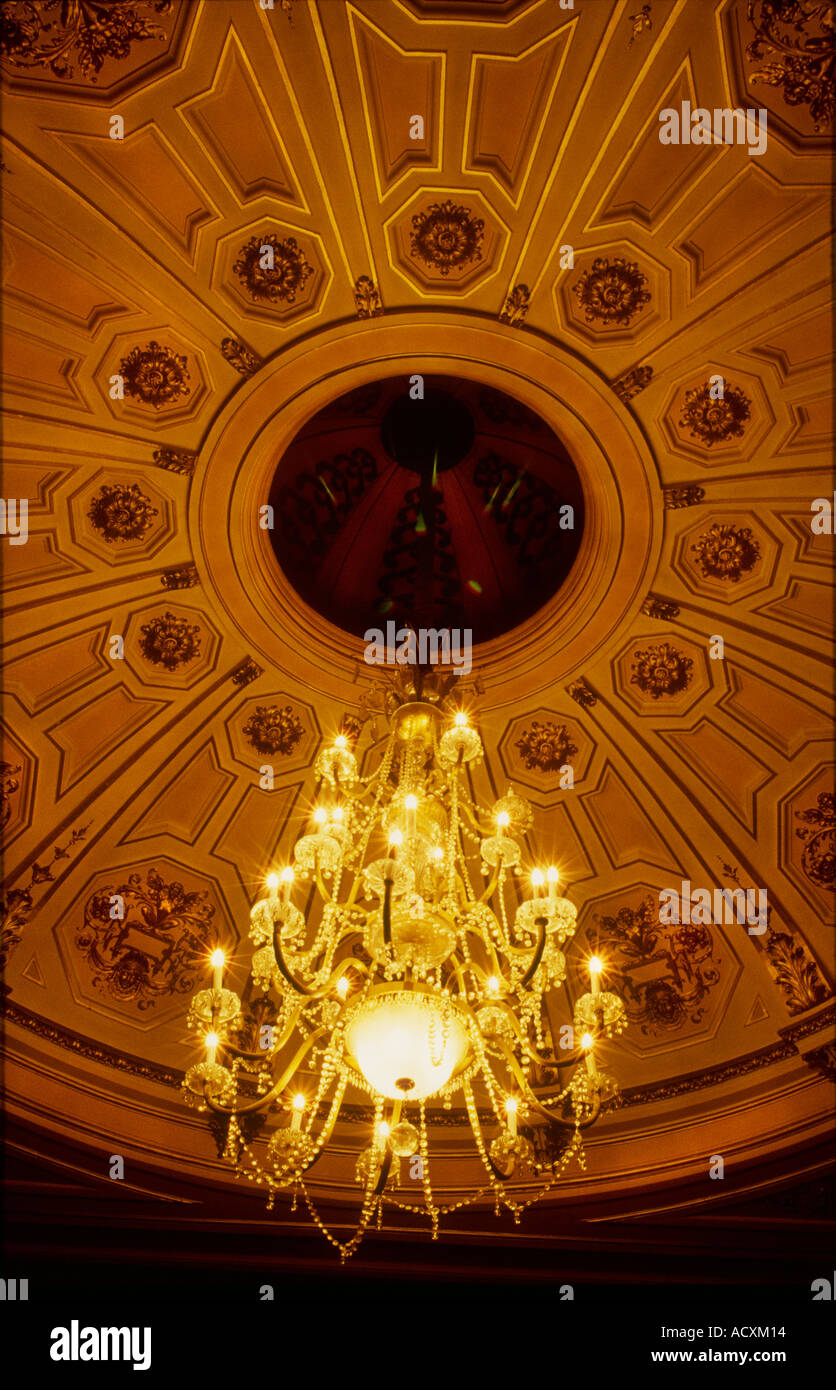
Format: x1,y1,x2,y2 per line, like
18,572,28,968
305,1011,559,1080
1,0,834,1239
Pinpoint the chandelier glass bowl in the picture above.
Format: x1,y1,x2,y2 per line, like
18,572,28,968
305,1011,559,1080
183,669,628,1260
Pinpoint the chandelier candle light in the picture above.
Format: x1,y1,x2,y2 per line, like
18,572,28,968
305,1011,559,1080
183,673,628,1260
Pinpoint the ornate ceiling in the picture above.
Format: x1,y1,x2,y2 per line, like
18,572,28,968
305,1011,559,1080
1,0,833,1252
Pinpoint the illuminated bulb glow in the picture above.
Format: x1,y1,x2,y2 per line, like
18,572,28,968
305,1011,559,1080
345,995,470,1100
334,735,347,749
291,1093,305,1130
505,1096,518,1137
454,712,468,727
496,810,510,829
487,976,500,994
404,794,418,810
210,949,225,991
313,807,327,826
205,1032,219,1066
336,977,350,999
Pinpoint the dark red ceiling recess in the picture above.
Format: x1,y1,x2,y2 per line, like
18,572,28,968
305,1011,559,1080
267,375,585,644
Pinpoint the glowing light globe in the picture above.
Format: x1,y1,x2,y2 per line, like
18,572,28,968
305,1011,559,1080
344,992,470,1100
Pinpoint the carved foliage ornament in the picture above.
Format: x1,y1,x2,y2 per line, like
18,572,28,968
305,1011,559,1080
594,895,720,1036
631,642,694,698
119,340,190,409
233,233,313,304
354,275,383,318
679,381,751,446
77,868,214,1009
746,0,835,130
221,337,262,377
515,720,578,773
499,284,530,327
794,791,835,890
87,482,158,541
139,611,201,669
691,523,761,581
243,704,304,757
410,200,485,276
0,0,171,81
571,257,651,326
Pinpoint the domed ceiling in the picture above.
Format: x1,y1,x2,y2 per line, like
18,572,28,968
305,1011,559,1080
0,0,833,1275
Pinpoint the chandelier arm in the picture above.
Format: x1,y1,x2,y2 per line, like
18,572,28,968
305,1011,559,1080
477,864,502,904
458,797,492,839
495,1039,602,1129
295,1071,348,1174
518,920,547,987
272,926,337,998
201,1026,330,1116
382,875,394,947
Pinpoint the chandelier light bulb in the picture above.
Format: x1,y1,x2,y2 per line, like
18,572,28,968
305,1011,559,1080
334,735,347,749
505,1096,518,1137
291,1093,306,1130
496,810,510,829
266,873,280,902
210,949,225,990
404,794,418,809
292,1093,306,1110
546,866,559,884
313,807,327,826
487,976,500,994
454,711,468,726
581,1032,594,1051
332,805,344,822
205,1032,219,1065
336,976,350,999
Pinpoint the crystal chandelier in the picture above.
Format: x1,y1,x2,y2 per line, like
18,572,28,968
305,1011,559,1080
183,669,628,1260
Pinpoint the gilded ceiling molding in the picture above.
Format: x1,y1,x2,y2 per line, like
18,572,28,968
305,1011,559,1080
640,594,680,621
242,704,304,757
139,611,201,670
0,994,182,1086
0,0,172,81
409,200,485,276
499,284,530,327
804,1043,836,1081
221,337,263,378
679,381,751,447
691,522,761,582
353,275,383,318
663,483,705,509
87,482,158,541
119,340,191,409
160,563,198,590
567,679,597,709
612,364,652,402
619,1041,795,1107
0,823,90,969
77,868,214,1009
794,793,835,891
152,445,196,476
232,233,312,304
515,720,578,773
746,0,835,131
630,642,693,698
231,657,263,688
571,256,651,327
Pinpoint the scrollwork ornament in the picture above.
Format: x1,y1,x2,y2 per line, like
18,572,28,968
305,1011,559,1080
572,256,651,326
746,0,835,130
0,0,172,82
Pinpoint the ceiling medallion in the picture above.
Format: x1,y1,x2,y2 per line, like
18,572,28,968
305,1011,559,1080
410,200,485,276
691,522,761,581
182,672,629,1260
0,0,171,82
139,611,201,670
515,719,579,773
87,482,158,542
571,256,651,326
679,381,751,446
119,340,191,409
233,233,313,304
243,704,304,758
630,642,694,698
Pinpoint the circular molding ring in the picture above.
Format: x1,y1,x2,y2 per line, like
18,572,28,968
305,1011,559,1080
194,312,661,710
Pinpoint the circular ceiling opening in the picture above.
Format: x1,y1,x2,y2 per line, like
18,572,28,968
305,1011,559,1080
267,374,585,645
